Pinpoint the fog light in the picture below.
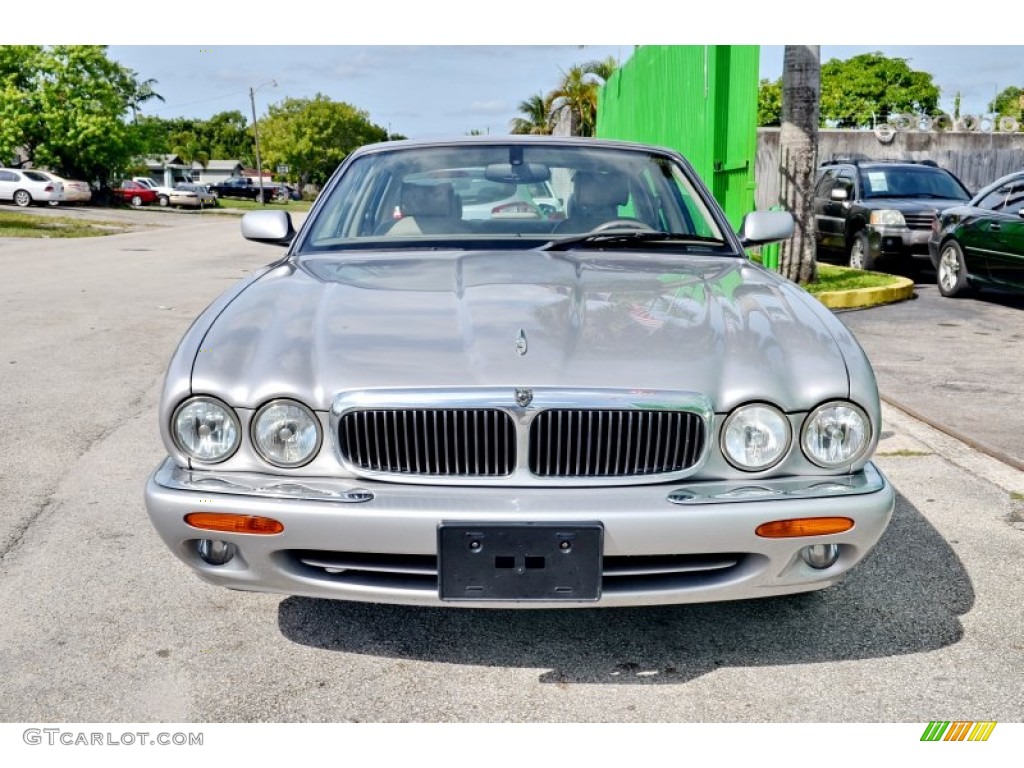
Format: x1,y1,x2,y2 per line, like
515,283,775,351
197,539,235,565
801,543,840,569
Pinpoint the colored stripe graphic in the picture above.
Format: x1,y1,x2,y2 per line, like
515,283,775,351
921,721,996,742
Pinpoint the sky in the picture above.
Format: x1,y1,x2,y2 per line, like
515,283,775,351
9,3,1023,140
95,44,1024,140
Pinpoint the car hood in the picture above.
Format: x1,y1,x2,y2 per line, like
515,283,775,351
191,250,853,413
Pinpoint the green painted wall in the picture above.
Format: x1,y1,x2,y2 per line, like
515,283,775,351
596,45,760,229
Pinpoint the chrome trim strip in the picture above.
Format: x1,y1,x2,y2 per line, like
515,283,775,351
152,457,374,503
667,462,886,505
329,387,714,487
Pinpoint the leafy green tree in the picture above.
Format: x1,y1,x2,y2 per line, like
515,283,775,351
758,78,783,126
0,45,153,183
990,86,1023,121
258,94,388,186
510,93,553,135
0,45,45,165
819,52,939,127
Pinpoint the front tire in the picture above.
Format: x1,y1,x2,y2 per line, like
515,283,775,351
130,194,143,208
848,231,875,270
158,195,169,207
14,190,32,207
937,240,971,298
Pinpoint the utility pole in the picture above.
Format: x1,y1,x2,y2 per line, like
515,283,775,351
249,80,277,206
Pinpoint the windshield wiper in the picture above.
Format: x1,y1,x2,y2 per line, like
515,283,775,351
541,231,727,251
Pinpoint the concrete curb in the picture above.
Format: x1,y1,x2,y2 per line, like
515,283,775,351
814,276,916,309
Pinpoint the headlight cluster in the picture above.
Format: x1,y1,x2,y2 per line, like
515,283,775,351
172,396,322,467
869,209,906,227
721,401,871,472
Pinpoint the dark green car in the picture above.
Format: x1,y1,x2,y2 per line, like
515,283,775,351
929,170,1024,297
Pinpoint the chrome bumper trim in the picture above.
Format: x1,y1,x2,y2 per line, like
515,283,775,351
667,462,886,505
152,458,374,503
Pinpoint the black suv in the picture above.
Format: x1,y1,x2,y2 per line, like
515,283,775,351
813,159,971,271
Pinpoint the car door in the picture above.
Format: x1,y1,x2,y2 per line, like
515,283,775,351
0,169,18,201
986,181,1024,290
813,168,845,251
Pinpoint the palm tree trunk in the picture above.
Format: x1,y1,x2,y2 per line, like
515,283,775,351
777,45,820,284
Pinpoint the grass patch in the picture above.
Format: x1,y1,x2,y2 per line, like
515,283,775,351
803,264,903,295
748,252,904,294
0,211,125,238
876,449,932,457
1011,491,1024,501
213,198,312,213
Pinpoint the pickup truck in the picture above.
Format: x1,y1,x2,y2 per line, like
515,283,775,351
207,177,275,203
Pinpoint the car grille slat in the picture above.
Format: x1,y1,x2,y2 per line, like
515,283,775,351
904,213,935,230
341,405,705,480
340,409,515,477
529,408,705,478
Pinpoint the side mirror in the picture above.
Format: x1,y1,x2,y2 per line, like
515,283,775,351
738,210,794,247
830,186,849,201
241,210,295,246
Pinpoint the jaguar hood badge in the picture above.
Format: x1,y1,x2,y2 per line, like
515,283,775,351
515,388,534,407
515,329,528,356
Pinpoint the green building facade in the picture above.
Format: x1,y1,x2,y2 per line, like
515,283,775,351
596,45,760,229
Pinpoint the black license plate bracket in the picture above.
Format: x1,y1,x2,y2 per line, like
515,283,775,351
438,522,603,602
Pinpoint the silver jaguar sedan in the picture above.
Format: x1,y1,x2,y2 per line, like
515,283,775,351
145,136,894,608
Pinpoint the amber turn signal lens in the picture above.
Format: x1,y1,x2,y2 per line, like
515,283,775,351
755,517,854,538
184,512,284,534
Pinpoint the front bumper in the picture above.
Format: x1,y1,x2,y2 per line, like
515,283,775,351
867,225,933,260
144,458,895,608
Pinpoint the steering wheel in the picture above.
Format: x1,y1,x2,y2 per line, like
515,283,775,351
590,219,656,233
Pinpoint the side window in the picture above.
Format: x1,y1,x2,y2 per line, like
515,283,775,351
0,171,17,182
837,169,856,198
975,186,1008,211
814,169,837,198
1002,184,1024,215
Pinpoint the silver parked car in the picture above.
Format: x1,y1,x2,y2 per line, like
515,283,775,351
145,136,894,608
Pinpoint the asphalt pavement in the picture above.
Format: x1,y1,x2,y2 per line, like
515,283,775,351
839,279,1024,470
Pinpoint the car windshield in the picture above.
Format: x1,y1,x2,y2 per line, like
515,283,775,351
300,142,728,252
859,166,970,200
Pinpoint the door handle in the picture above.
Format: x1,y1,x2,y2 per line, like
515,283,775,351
990,223,1001,232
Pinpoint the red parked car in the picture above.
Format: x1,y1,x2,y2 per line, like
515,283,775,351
114,180,159,207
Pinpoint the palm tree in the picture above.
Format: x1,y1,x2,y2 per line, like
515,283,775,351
547,58,618,137
124,72,164,124
777,45,820,285
509,93,553,135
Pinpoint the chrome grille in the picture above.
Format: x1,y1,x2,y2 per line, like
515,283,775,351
904,213,936,230
339,409,515,476
529,409,705,477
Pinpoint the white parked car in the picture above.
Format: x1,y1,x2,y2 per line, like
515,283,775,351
35,171,93,205
0,168,64,207
132,177,177,207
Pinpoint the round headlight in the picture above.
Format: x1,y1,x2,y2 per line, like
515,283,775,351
172,396,240,463
801,402,871,468
721,404,791,471
251,400,322,468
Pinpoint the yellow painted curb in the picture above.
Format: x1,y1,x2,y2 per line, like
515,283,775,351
814,276,916,309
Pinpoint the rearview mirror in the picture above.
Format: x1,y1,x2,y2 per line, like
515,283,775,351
484,163,551,184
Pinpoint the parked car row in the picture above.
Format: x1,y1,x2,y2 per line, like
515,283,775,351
813,158,1023,298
